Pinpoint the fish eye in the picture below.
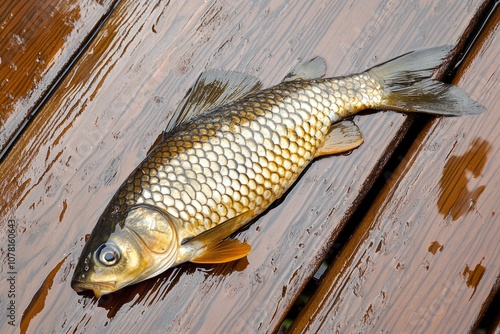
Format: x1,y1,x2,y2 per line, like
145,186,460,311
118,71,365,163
95,243,121,266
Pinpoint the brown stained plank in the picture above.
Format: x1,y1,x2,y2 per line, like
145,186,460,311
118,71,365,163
0,0,489,333
0,0,118,155
290,7,499,334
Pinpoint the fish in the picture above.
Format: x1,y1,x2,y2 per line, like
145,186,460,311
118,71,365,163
71,45,483,297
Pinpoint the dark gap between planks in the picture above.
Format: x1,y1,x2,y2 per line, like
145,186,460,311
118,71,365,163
280,1,498,332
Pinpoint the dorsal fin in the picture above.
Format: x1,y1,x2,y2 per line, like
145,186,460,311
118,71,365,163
166,70,262,133
283,56,327,82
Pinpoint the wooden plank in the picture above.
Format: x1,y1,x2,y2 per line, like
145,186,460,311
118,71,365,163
0,0,118,156
0,0,489,333
290,6,499,334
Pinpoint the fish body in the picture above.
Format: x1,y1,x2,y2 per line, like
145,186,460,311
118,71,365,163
71,46,483,297
124,74,378,235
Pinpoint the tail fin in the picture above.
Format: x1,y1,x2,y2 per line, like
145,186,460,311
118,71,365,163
369,45,485,116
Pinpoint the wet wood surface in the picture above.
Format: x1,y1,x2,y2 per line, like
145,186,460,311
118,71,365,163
0,0,496,333
0,0,118,156
290,7,499,333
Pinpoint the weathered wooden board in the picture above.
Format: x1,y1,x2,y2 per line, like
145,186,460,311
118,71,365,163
0,0,118,156
0,0,490,333
290,6,499,334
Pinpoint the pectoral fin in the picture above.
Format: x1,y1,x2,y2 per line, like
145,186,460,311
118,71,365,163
184,210,255,263
315,120,364,157
191,239,251,263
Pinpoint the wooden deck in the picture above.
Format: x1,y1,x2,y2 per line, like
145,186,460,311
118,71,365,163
0,1,498,333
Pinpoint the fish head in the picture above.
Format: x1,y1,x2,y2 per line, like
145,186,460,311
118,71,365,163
71,204,180,297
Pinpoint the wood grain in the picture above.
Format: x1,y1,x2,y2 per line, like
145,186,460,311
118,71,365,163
0,0,117,156
290,6,499,334
0,0,490,333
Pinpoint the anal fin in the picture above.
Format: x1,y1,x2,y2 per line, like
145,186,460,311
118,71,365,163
315,120,364,157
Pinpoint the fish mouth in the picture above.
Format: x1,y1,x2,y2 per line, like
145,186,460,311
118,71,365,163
71,279,117,298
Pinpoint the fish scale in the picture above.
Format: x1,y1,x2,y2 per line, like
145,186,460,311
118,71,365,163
115,76,378,237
